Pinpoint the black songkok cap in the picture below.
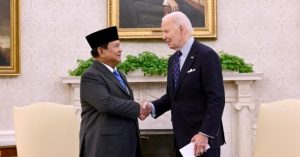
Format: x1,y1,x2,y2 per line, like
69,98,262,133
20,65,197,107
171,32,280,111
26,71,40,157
85,26,119,49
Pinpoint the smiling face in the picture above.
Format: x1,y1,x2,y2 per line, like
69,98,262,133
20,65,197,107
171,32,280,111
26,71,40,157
98,40,122,68
161,17,185,50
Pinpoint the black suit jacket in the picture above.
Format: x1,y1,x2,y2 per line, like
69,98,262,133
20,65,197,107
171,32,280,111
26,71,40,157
153,40,225,149
79,61,141,157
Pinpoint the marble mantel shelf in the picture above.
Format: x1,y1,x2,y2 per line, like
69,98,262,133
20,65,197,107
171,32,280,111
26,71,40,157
61,72,264,83
61,72,263,157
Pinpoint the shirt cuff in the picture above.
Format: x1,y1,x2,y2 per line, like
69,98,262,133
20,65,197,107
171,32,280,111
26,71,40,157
149,102,156,117
199,132,214,139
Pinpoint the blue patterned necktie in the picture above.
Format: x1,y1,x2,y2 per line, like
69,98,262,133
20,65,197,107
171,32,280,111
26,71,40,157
113,70,127,89
173,51,182,91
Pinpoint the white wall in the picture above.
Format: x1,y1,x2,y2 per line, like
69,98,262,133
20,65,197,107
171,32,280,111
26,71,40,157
0,0,300,135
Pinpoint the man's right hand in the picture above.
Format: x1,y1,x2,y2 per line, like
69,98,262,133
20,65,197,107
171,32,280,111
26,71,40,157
138,102,152,120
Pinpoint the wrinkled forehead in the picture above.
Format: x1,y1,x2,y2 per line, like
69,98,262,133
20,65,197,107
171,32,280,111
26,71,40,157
162,22,179,32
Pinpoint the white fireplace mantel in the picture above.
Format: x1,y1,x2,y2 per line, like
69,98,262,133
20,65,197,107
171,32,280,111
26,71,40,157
61,72,263,157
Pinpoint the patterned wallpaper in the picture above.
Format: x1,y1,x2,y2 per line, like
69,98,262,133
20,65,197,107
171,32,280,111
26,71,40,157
0,0,300,131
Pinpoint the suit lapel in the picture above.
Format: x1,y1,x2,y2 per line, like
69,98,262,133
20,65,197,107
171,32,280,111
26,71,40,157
92,61,130,96
174,42,197,95
118,70,133,97
112,70,130,96
168,55,176,97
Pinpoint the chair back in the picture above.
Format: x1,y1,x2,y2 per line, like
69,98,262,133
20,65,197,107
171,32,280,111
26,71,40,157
253,99,300,157
13,102,79,157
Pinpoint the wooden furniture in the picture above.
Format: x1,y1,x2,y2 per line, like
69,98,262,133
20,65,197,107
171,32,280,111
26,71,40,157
0,145,17,157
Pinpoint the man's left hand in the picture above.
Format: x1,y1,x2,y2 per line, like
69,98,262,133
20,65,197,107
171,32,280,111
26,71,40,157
191,133,209,156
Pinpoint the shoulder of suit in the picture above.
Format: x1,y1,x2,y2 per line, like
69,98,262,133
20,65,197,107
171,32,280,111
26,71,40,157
81,61,105,77
194,41,213,51
192,41,215,53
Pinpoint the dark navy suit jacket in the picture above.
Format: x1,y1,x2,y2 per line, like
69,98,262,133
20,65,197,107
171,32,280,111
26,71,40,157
153,40,226,149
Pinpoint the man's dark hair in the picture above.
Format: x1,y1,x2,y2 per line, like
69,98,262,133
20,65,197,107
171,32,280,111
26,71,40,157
90,43,108,58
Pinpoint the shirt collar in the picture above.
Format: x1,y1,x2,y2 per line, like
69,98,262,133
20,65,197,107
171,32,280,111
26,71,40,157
97,61,116,73
179,36,194,57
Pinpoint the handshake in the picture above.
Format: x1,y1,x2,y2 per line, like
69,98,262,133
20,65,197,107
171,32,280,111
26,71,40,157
138,102,152,121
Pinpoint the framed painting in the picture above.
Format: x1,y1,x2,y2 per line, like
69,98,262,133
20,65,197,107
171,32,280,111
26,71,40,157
107,0,216,39
0,0,20,76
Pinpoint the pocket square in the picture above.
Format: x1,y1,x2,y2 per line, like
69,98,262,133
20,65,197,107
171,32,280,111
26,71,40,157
187,68,196,73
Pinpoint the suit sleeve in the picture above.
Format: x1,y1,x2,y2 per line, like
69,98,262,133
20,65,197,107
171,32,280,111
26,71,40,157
152,56,173,118
152,93,171,118
80,72,140,120
199,50,225,138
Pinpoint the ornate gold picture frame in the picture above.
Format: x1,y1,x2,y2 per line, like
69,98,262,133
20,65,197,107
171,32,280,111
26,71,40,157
107,0,216,39
0,0,20,76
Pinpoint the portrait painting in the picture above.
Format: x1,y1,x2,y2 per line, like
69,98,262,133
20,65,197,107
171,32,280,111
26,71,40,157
0,0,20,76
107,0,216,39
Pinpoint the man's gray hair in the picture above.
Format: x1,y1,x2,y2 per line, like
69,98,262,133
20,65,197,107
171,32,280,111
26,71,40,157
162,11,194,34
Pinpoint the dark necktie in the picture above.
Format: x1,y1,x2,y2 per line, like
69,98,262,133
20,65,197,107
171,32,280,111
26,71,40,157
173,51,182,91
113,70,127,89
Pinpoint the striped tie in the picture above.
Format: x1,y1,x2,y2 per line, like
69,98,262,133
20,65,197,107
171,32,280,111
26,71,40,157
113,70,127,89
173,51,182,91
